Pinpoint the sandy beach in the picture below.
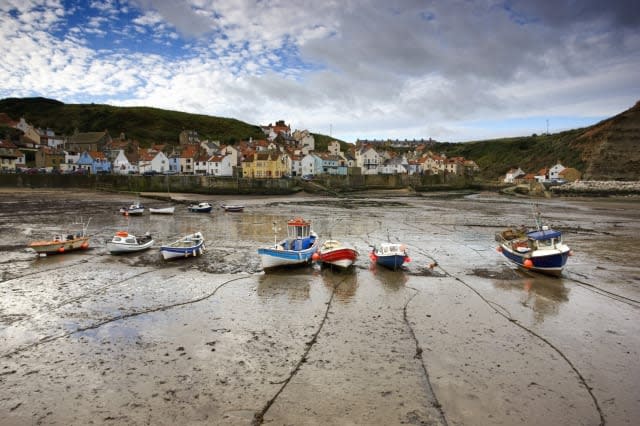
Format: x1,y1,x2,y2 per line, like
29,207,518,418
0,188,638,425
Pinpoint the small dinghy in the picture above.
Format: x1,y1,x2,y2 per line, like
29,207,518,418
107,231,154,254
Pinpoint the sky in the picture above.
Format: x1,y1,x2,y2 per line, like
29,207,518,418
1,0,639,143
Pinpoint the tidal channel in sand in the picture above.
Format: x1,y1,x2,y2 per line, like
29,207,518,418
0,188,638,425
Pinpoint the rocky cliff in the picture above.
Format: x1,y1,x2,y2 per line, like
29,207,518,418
571,101,640,180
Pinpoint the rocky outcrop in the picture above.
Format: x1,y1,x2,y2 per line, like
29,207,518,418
571,101,640,180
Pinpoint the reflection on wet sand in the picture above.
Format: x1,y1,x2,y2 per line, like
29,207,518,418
369,264,408,291
493,276,570,322
320,268,359,302
257,270,313,301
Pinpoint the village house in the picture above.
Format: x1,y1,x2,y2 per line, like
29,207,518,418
34,146,65,171
179,144,199,174
0,140,21,172
356,146,381,175
300,153,323,176
549,162,566,180
503,167,525,183
110,149,137,174
319,153,348,175
193,151,210,175
77,151,111,174
380,155,408,175
138,149,169,174
242,151,288,178
206,154,234,177
66,130,111,153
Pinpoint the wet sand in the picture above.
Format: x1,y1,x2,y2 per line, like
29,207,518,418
0,188,638,425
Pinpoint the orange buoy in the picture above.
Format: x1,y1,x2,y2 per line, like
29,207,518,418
116,231,128,237
523,259,533,269
311,252,320,261
58,247,65,253
81,242,89,249
496,246,502,253
405,257,411,263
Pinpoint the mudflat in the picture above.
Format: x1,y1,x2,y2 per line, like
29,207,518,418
1,189,638,425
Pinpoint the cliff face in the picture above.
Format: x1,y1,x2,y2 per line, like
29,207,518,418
571,101,640,180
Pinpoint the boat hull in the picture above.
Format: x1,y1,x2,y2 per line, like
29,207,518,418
499,244,569,276
188,206,212,213
318,247,358,268
29,237,90,255
258,244,318,269
160,233,205,260
149,207,175,214
375,254,407,270
107,239,154,254
222,205,244,212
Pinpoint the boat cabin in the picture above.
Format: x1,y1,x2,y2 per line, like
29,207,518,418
527,227,562,250
287,217,311,239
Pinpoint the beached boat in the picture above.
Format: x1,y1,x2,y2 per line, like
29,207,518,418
188,202,213,213
258,217,319,270
149,206,175,214
496,224,571,277
312,239,358,269
160,232,205,260
28,219,91,256
107,231,154,254
119,203,144,216
370,242,410,270
221,204,244,212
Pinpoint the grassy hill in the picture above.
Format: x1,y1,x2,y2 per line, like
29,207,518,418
434,129,585,180
0,97,265,145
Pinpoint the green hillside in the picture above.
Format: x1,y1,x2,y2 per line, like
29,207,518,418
0,97,265,145
434,129,586,180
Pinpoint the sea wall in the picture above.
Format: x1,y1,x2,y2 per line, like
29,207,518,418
550,180,640,196
0,173,475,195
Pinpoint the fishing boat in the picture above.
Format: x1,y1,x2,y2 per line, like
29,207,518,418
28,219,91,256
188,202,213,213
312,239,358,269
258,217,319,270
160,232,205,260
221,204,244,212
107,231,154,254
495,212,571,276
370,242,410,270
119,203,144,216
149,206,175,214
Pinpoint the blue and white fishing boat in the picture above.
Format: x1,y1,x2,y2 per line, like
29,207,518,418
496,207,571,276
188,202,213,213
258,217,319,270
119,203,144,216
370,242,410,270
160,231,205,260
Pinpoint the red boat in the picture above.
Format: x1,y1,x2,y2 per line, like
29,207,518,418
313,239,359,269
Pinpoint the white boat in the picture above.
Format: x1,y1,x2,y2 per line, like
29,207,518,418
188,202,213,213
107,231,154,254
120,203,144,216
221,204,244,212
257,218,319,270
149,206,175,214
160,232,206,260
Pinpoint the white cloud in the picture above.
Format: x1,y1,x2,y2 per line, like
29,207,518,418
0,0,638,142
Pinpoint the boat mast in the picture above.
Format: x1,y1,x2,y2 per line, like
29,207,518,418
531,203,542,231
